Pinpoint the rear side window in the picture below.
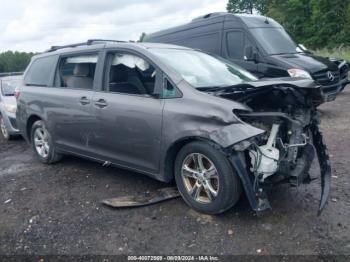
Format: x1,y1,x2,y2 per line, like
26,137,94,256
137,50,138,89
227,31,244,59
24,56,57,86
177,33,220,54
56,54,98,90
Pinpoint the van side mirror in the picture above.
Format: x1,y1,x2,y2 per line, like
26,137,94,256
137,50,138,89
244,46,258,62
297,44,313,54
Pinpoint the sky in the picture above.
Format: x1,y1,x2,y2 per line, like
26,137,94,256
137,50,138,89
0,0,227,52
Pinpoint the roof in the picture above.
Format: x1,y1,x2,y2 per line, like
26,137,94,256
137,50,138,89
235,14,282,28
144,12,282,40
190,12,282,28
32,40,191,59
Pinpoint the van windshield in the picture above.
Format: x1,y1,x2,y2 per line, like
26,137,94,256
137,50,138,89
149,48,257,89
251,28,297,55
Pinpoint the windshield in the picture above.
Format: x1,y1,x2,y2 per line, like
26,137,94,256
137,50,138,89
251,28,297,55
149,48,257,89
1,79,21,96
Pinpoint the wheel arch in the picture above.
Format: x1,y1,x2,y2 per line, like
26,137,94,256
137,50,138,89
162,136,224,182
26,114,42,142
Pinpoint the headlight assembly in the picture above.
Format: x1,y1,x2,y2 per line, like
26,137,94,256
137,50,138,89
4,104,17,114
287,68,312,79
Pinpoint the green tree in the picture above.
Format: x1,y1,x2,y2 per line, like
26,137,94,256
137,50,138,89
309,0,350,48
138,32,146,42
266,0,313,46
339,3,350,46
227,0,270,14
0,51,34,73
266,0,350,48
227,0,350,49
0,60,4,72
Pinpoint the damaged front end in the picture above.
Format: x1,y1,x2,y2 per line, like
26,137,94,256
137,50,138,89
330,57,350,91
214,80,331,215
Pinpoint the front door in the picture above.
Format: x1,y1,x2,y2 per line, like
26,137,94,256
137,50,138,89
223,30,260,76
90,51,164,173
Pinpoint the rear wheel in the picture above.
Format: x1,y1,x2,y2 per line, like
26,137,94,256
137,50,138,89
0,115,11,140
175,141,242,214
31,120,62,164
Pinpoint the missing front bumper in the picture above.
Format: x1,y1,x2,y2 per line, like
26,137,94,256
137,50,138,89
229,124,331,215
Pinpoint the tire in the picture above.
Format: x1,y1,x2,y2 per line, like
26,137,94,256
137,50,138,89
0,115,12,140
30,120,62,164
174,141,242,215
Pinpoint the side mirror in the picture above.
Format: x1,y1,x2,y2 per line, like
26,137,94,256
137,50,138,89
297,44,313,54
244,46,258,62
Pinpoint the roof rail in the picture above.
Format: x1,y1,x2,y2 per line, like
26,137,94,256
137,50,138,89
46,39,126,52
47,42,87,52
0,72,23,77
86,39,126,44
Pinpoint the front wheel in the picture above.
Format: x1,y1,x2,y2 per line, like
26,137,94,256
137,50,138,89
174,141,242,214
31,120,62,164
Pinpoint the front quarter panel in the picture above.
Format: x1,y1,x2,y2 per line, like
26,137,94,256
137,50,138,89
159,82,264,181
162,97,263,147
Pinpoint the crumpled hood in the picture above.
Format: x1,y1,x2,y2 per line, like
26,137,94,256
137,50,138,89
270,53,339,73
227,77,319,90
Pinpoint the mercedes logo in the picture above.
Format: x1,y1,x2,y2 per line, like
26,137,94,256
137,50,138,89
327,71,335,82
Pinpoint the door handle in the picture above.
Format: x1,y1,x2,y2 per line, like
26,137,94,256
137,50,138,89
79,96,90,105
94,99,108,108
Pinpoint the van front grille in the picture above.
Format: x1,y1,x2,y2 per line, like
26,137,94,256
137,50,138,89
312,70,340,86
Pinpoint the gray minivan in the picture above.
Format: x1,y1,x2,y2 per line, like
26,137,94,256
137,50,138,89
144,12,350,102
16,40,331,215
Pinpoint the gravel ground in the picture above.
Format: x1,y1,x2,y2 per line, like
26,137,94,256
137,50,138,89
0,89,349,258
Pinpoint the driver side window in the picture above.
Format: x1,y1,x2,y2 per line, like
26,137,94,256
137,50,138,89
104,52,156,95
227,31,253,60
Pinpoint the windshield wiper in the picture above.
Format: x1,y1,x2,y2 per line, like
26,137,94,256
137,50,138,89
197,84,250,93
271,52,297,55
197,85,230,92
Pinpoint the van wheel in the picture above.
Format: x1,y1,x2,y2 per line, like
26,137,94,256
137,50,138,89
31,120,62,164
0,115,11,140
174,141,242,215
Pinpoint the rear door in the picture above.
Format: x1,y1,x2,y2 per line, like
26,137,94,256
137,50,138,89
90,49,164,173
50,51,102,155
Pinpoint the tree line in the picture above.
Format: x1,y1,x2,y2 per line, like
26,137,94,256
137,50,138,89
1,1,349,73
0,51,34,74
227,0,350,49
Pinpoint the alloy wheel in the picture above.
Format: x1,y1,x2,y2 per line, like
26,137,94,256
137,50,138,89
0,117,9,139
181,153,219,204
34,127,50,158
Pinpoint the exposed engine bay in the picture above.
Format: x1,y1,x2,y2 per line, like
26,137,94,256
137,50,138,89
213,81,331,215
